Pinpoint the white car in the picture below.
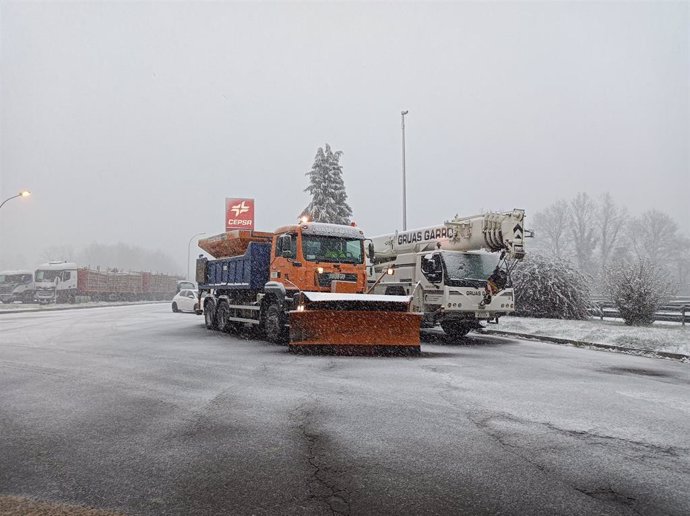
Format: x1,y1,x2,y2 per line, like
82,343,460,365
172,289,201,314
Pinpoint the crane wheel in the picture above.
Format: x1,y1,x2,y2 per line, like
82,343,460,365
440,320,472,339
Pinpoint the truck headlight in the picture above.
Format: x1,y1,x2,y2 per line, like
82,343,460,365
317,267,324,274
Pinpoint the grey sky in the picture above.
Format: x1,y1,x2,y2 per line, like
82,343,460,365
1,1,688,273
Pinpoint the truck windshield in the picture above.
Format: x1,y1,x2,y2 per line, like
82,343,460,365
35,270,62,282
441,252,499,286
302,236,363,264
0,274,32,284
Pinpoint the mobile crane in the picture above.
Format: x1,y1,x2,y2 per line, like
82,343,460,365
367,210,526,338
196,221,421,353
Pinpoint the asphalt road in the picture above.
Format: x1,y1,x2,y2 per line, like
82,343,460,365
1,304,689,515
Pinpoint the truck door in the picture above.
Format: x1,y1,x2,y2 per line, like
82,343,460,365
271,233,301,287
420,253,444,285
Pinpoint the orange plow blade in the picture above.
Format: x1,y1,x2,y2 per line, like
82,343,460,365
288,293,421,354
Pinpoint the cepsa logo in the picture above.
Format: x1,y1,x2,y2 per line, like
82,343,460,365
225,198,255,230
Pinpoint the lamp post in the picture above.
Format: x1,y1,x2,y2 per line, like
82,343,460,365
0,190,31,210
187,232,206,281
401,111,408,231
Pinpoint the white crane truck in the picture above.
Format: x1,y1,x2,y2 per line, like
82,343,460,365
367,209,526,338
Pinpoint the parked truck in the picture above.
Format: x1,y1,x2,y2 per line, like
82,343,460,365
368,210,526,337
34,261,178,303
196,222,421,353
0,270,35,303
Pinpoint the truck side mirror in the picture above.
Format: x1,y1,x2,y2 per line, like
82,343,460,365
368,242,375,262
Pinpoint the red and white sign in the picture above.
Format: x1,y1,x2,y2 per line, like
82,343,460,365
225,198,255,231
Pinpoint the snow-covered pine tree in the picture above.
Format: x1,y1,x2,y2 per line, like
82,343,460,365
302,144,353,225
512,253,592,319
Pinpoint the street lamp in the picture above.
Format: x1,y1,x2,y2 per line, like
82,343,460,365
0,190,31,210
401,111,408,230
187,232,206,281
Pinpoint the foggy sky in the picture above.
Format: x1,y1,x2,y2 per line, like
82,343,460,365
1,1,688,274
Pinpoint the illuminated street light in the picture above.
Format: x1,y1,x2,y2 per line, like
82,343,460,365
0,190,32,210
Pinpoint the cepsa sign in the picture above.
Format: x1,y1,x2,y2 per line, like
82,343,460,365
225,198,255,231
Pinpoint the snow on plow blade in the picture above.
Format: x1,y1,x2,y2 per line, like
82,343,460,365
289,292,421,354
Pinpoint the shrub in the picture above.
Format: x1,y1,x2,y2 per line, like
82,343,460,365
512,254,591,319
604,259,675,325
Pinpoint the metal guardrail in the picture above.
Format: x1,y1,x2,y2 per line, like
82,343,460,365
588,296,689,325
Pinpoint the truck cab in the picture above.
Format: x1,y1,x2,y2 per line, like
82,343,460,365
370,249,516,336
34,262,78,303
271,222,367,294
0,270,35,303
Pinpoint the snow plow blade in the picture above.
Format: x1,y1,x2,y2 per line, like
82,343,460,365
289,293,421,354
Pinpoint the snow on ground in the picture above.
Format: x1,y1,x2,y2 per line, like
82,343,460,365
496,316,690,356
0,300,167,312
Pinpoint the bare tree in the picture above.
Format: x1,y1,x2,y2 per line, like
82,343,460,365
630,209,679,262
597,192,627,270
568,192,598,274
532,200,570,258
41,245,75,263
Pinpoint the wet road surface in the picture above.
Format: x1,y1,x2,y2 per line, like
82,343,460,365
1,304,689,515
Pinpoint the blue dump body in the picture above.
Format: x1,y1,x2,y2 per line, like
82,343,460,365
200,242,271,291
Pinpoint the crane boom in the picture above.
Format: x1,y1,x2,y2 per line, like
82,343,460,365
371,209,526,260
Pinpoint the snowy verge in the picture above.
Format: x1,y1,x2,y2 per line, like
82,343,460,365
0,300,168,314
486,316,690,359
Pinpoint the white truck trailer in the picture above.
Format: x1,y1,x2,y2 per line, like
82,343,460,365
367,209,526,337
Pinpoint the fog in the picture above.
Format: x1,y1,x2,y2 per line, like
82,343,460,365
1,1,687,275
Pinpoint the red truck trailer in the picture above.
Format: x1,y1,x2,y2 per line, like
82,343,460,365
35,261,181,303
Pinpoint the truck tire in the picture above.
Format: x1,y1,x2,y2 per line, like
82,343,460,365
264,303,288,344
216,300,231,332
440,320,472,339
204,299,219,330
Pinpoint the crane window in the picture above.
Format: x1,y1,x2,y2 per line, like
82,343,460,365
441,252,500,286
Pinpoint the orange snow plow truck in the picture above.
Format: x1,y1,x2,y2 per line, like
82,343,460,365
196,222,421,353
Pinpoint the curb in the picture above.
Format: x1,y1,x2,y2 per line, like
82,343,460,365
0,301,168,315
480,329,690,362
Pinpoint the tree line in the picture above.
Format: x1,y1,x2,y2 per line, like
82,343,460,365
518,192,688,324
40,242,181,275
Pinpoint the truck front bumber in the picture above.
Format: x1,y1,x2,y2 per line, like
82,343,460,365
433,287,515,313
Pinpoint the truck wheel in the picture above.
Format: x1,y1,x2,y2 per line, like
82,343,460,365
216,300,231,332
204,300,219,330
440,320,472,339
264,303,288,344
172,302,179,313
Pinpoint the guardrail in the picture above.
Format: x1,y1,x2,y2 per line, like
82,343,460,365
588,296,689,325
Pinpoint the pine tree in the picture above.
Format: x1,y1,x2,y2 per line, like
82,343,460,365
302,144,353,225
